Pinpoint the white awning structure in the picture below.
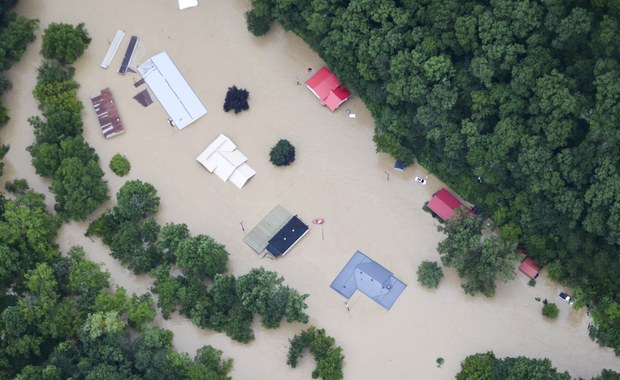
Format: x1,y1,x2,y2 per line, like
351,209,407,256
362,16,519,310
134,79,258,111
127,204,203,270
137,52,207,130
196,134,256,189
178,0,198,9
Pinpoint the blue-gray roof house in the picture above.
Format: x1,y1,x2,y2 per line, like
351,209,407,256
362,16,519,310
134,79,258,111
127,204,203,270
330,251,407,310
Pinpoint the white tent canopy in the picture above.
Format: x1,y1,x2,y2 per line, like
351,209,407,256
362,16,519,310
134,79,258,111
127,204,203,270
137,52,207,130
178,0,198,10
196,134,256,189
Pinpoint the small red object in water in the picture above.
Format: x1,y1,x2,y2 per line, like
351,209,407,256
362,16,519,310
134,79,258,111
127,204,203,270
312,218,324,225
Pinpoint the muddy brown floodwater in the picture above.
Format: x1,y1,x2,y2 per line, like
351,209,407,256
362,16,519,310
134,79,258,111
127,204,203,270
0,0,618,378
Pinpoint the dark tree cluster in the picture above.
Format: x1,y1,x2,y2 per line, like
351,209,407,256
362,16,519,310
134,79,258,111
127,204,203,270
246,0,620,354
89,180,310,344
27,25,108,222
456,351,618,380
287,326,345,380
0,187,233,379
223,85,250,114
270,139,296,166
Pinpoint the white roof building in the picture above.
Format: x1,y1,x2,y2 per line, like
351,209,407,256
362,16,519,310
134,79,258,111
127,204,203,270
196,134,256,189
137,52,207,130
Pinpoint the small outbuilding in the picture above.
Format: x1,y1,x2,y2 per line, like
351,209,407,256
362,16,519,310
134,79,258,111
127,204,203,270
519,257,541,279
427,188,465,221
305,66,351,111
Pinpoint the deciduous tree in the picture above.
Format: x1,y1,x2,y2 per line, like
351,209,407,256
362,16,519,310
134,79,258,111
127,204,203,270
41,23,91,64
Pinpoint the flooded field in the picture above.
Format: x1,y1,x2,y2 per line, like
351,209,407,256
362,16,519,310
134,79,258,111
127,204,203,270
0,0,618,378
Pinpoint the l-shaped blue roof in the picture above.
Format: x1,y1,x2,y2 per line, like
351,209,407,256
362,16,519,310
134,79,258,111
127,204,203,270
330,250,406,310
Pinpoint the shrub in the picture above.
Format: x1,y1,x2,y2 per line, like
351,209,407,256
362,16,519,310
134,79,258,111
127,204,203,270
417,261,444,289
109,154,130,176
269,139,296,166
528,279,536,287
542,303,559,319
436,357,445,367
223,85,249,114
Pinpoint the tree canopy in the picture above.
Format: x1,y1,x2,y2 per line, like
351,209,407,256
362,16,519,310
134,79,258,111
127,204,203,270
90,179,310,344
454,351,619,380
223,85,250,114
40,22,91,64
0,3,37,176
269,139,296,166
0,185,233,379
27,26,109,222
287,326,345,380
437,211,518,297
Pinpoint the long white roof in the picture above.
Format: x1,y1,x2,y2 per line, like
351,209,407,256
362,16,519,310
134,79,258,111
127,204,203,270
138,52,207,130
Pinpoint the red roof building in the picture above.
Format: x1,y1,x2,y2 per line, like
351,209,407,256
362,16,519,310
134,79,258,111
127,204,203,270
305,66,351,111
427,188,465,220
519,257,541,279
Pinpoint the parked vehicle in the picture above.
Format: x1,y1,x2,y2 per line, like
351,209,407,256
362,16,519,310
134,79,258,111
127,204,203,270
415,176,427,185
559,292,575,305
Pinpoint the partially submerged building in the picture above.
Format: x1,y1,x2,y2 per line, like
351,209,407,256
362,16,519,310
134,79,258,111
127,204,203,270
137,52,207,130
243,205,310,258
196,133,255,189
305,66,351,111
519,256,541,279
427,188,466,221
330,250,406,310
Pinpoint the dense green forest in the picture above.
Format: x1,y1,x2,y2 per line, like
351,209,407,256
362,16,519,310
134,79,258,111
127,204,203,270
246,0,620,354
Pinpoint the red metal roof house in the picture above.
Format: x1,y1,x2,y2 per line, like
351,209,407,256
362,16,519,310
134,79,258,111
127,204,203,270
427,188,465,221
519,257,541,279
305,66,351,111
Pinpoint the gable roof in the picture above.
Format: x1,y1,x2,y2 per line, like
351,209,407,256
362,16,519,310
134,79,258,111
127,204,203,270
324,87,351,111
519,257,541,279
266,215,310,257
305,66,351,111
427,188,464,220
138,52,207,130
330,251,407,310
196,134,255,189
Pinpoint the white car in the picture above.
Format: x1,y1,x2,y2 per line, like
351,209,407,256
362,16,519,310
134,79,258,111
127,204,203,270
415,177,427,185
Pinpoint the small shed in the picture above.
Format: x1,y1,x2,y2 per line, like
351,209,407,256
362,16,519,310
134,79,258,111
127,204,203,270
519,257,541,279
427,188,465,220
305,66,351,111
